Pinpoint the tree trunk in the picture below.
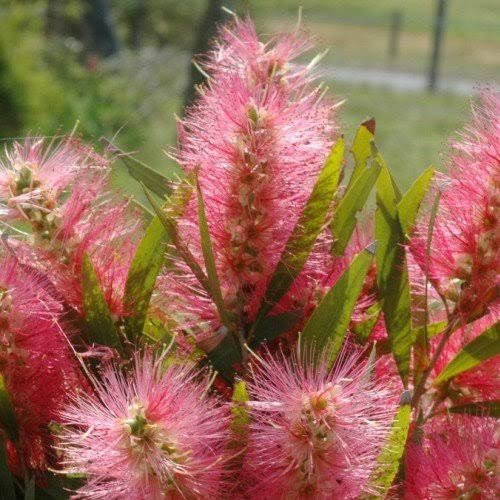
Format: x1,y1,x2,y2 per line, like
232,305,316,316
183,0,234,109
84,0,120,58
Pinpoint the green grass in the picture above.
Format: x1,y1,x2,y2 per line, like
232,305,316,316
252,0,500,80
333,83,470,189
112,82,471,198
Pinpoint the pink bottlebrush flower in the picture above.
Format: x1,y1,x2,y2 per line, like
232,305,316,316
432,314,500,406
0,258,87,474
242,347,397,499
0,136,142,319
410,93,500,322
57,352,230,499
405,415,499,499
0,136,107,232
158,17,338,343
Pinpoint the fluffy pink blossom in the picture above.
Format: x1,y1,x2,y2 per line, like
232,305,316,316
157,17,338,344
0,136,107,231
242,347,397,499
0,258,87,474
405,415,499,499
57,352,230,499
0,137,142,319
410,93,500,322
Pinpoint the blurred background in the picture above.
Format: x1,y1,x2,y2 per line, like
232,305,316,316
1,0,499,192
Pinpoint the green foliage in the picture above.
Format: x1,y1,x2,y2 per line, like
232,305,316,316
252,138,345,329
124,216,168,340
82,254,122,352
230,380,250,439
0,437,16,500
375,159,412,386
250,312,300,348
352,301,383,344
448,400,500,417
434,321,500,385
300,245,374,366
330,158,380,255
197,182,233,329
120,155,172,199
0,3,67,136
347,118,376,189
397,167,435,236
0,374,18,442
364,398,412,498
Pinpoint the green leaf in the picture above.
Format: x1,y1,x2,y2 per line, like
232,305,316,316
143,183,211,296
24,476,35,500
230,380,250,439
82,254,122,352
331,159,381,256
0,374,18,442
250,311,301,348
206,331,242,381
411,321,447,341
448,400,500,417
434,321,500,385
121,154,172,199
0,437,16,500
300,245,374,366
364,397,411,498
397,166,435,236
253,138,344,328
124,216,168,340
375,161,412,386
348,118,376,189
197,182,232,328
352,301,383,345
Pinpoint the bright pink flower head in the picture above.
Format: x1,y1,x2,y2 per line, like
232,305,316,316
242,347,397,499
410,93,500,321
0,136,107,230
0,136,142,320
158,17,338,343
405,415,499,499
0,258,87,474
57,352,230,499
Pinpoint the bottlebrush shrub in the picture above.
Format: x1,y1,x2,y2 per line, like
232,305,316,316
0,16,498,500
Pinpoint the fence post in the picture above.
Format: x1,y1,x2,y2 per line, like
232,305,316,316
388,10,403,61
428,0,448,92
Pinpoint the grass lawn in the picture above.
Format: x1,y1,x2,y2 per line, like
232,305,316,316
112,82,472,199
252,0,500,80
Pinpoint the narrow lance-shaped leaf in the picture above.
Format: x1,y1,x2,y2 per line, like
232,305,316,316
253,138,345,329
0,374,18,442
448,400,500,418
375,157,412,386
82,254,122,353
347,118,376,189
120,154,172,199
434,321,500,385
206,330,242,381
397,166,435,236
197,182,233,328
331,159,381,256
300,244,374,366
352,301,383,345
230,380,250,442
364,393,412,498
250,311,301,348
0,437,15,500
143,183,210,295
124,216,168,340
